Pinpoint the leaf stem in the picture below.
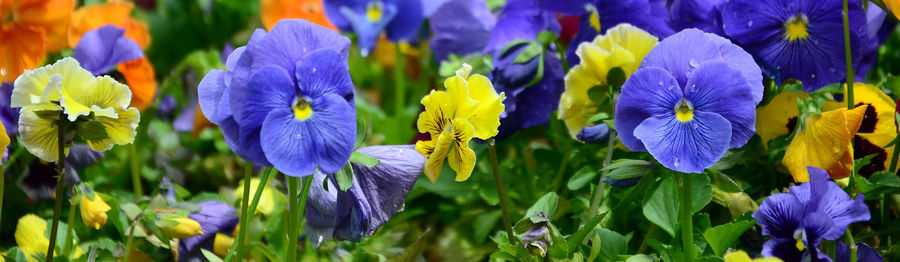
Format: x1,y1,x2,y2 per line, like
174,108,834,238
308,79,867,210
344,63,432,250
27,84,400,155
46,111,67,262
590,92,617,216
393,43,406,114
122,219,137,262
846,228,858,262
63,196,77,256
129,143,142,199
488,138,516,244
678,173,694,262
285,175,312,262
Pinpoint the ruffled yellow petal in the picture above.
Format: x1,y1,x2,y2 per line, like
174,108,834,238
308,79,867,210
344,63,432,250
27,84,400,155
591,24,658,76
15,214,50,262
723,250,782,262
0,118,9,151
756,91,809,147
161,217,204,239
424,131,453,183
448,118,476,181
417,90,452,135
465,74,505,140
825,83,898,175
79,194,111,230
415,138,437,159
18,107,65,162
559,65,601,137
443,67,479,120
86,107,139,152
59,75,132,121
236,178,276,216
782,106,867,182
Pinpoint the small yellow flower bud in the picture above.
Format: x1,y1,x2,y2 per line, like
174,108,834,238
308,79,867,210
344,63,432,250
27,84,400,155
161,217,204,239
712,188,759,219
213,233,235,257
79,194,111,230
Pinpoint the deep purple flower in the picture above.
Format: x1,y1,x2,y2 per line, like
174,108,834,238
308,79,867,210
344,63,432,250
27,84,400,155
489,41,564,139
482,0,560,54
429,0,495,62
753,167,870,262
0,83,20,138
305,145,424,246
324,0,424,56
18,145,101,200
576,123,610,144
73,25,144,76
668,0,725,35
198,19,356,176
858,1,897,80
722,0,868,91
615,29,762,173
177,201,239,262
836,242,883,262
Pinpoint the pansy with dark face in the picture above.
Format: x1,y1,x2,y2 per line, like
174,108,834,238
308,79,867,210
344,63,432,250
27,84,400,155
722,0,868,91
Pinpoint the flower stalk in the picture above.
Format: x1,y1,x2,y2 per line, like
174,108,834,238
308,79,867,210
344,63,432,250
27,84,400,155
843,0,855,110
46,110,67,262
678,172,694,262
129,143,142,199
393,43,406,114
227,163,254,262
63,196,77,256
285,175,312,262
488,138,516,244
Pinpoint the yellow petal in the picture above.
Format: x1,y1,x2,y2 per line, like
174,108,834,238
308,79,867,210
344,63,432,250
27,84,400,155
443,72,479,120
417,90,452,135
465,74,505,140
12,58,94,109
782,106,867,182
448,118,476,181
723,250,783,262
161,217,204,239
18,107,65,162
59,75,132,122
236,178,276,216
559,65,601,138
213,233,235,257
415,138,437,158
424,131,453,183
86,107,140,152
756,91,808,147
0,117,9,151
79,194,111,230
591,24,658,76
15,214,50,262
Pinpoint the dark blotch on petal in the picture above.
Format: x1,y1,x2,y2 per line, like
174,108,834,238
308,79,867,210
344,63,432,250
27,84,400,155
853,136,887,178
856,103,878,133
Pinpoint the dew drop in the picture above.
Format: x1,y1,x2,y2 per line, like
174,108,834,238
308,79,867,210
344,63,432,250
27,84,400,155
747,20,754,27
367,230,376,236
658,81,664,86
667,85,675,91
811,74,816,78
829,67,837,74
311,67,317,73
690,84,697,92
397,203,406,213
685,71,692,78
294,133,303,140
689,58,700,68
673,158,681,168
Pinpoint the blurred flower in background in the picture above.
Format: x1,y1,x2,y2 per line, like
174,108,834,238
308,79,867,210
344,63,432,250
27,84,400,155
482,0,559,54
261,0,336,31
324,0,424,56
0,0,74,83
429,0,495,62
177,201,239,262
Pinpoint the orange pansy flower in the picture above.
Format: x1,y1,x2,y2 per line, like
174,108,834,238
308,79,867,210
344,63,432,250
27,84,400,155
118,57,156,111
68,0,150,49
0,0,74,82
260,0,335,31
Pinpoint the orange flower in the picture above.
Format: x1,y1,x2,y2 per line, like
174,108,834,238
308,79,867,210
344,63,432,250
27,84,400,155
886,0,900,21
68,1,150,49
118,57,156,111
260,0,335,31
192,104,214,138
0,0,74,82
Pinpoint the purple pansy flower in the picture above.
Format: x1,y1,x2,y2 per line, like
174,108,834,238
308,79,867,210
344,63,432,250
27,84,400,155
836,242,883,262
305,145,424,246
0,83,20,138
614,29,762,173
18,145,102,200
722,0,868,91
73,25,144,76
198,19,357,177
753,167,870,262
177,201,239,262
482,0,560,54
858,1,896,81
324,0,424,56
489,41,565,140
576,123,610,144
667,0,725,35
429,0,495,62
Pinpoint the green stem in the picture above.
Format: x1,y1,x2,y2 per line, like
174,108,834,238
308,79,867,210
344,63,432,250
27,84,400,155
488,138,516,244
556,40,570,72
122,219,137,262
636,224,657,254
845,228,858,262
3,145,24,174
890,131,900,173
549,151,571,193
590,92,618,216
297,175,313,231
46,111,67,262
843,0,855,110
225,164,254,262
63,196,77,256
0,162,4,234
285,176,301,262
247,168,276,227
678,173,694,262
129,143,142,199
393,43,406,114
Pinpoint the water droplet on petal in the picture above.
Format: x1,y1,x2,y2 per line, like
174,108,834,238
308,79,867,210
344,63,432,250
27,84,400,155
747,20,754,27
294,133,303,140
689,58,700,68
673,158,681,168
829,67,837,73
367,230,376,236
685,71,692,79
658,81,664,86
811,74,816,78
667,85,675,91
397,203,406,213
690,84,697,92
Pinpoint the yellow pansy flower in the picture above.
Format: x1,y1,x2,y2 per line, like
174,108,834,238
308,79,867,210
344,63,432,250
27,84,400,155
213,233,235,257
723,250,783,262
782,106,867,182
11,57,140,162
236,177,277,216
161,217,204,239
558,24,658,137
823,83,897,176
415,64,505,182
15,214,50,262
755,91,809,147
79,194,111,230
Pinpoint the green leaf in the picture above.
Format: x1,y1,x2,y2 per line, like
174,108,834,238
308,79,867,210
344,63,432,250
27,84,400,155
523,53,545,88
201,249,224,262
526,192,559,223
856,171,900,196
349,151,380,167
643,176,679,237
388,229,436,262
708,170,743,193
567,166,598,191
702,219,756,256
689,173,713,214
591,228,628,262
585,112,611,124
473,211,502,244
75,120,110,141
606,67,626,87
566,212,607,250
602,159,653,180
514,42,542,64
335,163,354,191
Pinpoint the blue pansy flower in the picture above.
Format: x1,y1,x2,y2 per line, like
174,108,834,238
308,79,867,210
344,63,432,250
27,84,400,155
614,29,762,173
177,201,239,262
576,123,610,144
324,0,424,56
535,0,674,65
305,145,425,246
0,83,20,138
18,145,101,200
482,0,560,54
722,0,868,92
753,167,870,262
858,1,897,80
198,19,356,176
73,25,144,76
836,242,883,262
488,41,565,140
429,0,495,62
667,0,725,35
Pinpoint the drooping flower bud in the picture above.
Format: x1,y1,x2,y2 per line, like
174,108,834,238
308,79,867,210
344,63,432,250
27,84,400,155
162,217,204,239
79,194,111,229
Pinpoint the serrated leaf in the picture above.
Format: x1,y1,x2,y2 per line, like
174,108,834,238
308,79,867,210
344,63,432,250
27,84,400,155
76,120,110,141
702,219,756,256
335,163,354,191
349,151,379,167
567,166,598,191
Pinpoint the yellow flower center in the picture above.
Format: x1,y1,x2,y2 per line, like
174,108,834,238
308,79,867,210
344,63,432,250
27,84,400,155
784,14,810,41
675,99,694,122
795,239,805,251
589,11,602,31
366,1,384,22
292,97,313,120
